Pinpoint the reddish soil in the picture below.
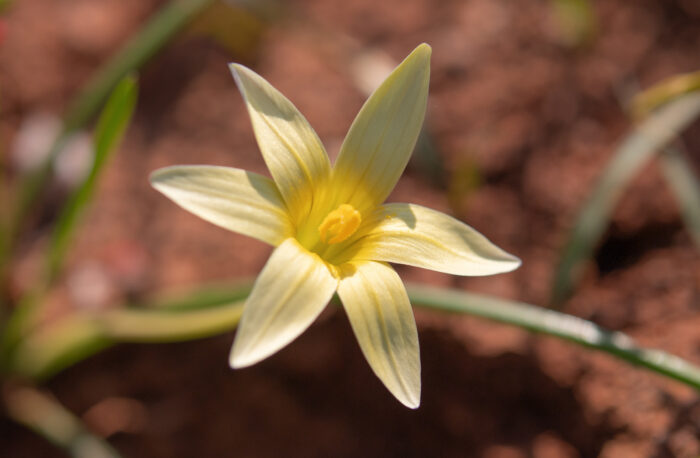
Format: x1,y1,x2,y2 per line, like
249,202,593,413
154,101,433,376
2,0,700,456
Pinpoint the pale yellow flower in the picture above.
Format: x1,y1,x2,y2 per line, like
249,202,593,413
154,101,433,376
150,44,520,408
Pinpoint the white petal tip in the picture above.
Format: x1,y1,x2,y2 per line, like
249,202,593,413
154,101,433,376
393,380,420,409
228,63,251,91
228,355,243,369
456,254,522,277
227,62,244,75
229,355,254,369
502,255,522,272
400,395,421,409
148,167,168,186
229,344,263,369
477,252,522,276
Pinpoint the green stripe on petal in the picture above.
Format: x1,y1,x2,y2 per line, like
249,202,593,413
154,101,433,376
150,165,292,246
337,261,421,408
331,44,431,214
230,238,337,368
230,64,331,223
351,203,521,276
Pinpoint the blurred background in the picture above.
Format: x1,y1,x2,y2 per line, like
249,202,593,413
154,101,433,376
1,0,700,456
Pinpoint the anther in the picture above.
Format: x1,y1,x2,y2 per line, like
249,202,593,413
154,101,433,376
318,204,362,244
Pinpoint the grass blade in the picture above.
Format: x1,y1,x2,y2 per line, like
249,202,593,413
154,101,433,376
3,0,216,265
46,76,138,281
633,70,700,118
7,313,110,381
551,93,700,305
3,385,122,458
11,298,247,380
147,280,252,311
409,285,700,391
61,0,215,133
100,300,245,343
660,146,700,248
12,279,700,394
0,77,138,364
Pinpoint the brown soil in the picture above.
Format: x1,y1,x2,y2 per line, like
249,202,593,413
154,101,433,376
2,0,700,456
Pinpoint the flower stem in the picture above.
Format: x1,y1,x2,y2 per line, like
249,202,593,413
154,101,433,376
408,284,700,390
11,281,700,393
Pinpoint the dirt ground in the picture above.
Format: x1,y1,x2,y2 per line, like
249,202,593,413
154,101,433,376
2,0,700,456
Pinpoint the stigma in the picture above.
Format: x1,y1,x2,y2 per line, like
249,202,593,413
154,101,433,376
318,204,362,244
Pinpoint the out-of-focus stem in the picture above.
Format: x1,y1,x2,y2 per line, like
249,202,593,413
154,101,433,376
4,0,217,263
660,146,700,249
0,0,216,363
3,384,122,458
11,299,246,380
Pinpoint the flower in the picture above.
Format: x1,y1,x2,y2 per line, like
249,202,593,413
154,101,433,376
150,44,520,408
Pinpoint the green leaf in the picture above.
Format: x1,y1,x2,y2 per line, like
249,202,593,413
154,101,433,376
2,0,217,270
4,385,122,458
552,93,700,305
12,296,246,380
660,146,700,249
147,280,252,311
14,280,700,395
62,0,216,133
633,70,700,118
101,300,244,343
549,0,596,47
408,284,700,391
7,312,109,381
2,77,137,367
47,75,139,281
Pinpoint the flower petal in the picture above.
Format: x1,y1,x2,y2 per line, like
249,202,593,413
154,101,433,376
230,64,331,222
230,238,337,368
331,44,431,213
351,203,521,276
150,165,292,246
337,261,420,408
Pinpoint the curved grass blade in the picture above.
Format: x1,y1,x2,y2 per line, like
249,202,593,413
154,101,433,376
633,70,700,118
61,0,216,133
147,280,252,311
4,385,122,458
552,93,700,305
0,77,138,365
3,0,217,266
409,284,700,391
11,296,247,380
660,146,700,248
100,299,244,343
13,280,700,394
47,76,138,281
7,313,110,381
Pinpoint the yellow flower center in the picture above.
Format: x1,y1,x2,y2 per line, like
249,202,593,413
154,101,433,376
318,204,361,244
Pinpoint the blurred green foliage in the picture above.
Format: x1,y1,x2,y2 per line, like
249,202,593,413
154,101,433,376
549,0,596,47
633,70,700,118
552,91,700,306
